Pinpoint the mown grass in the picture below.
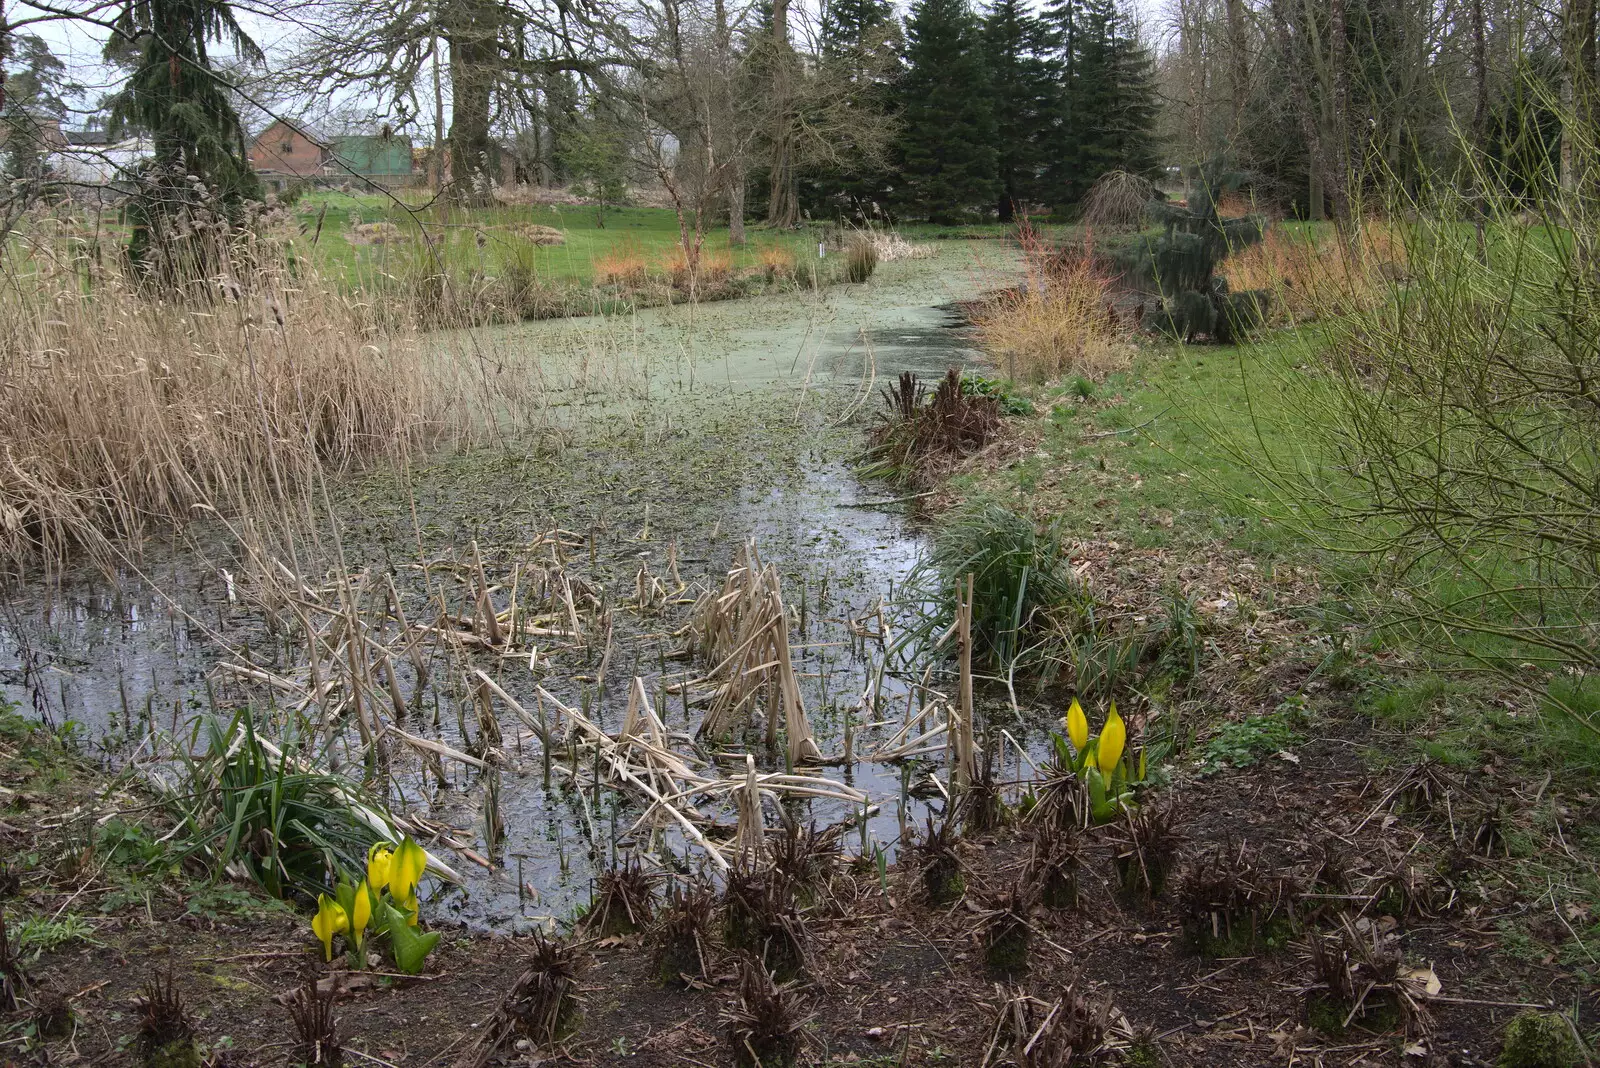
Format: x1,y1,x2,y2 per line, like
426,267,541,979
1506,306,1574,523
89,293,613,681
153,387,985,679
289,193,819,287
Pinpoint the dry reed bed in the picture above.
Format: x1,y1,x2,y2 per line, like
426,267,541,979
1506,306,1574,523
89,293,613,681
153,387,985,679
0,238,539,572
208,536,875,878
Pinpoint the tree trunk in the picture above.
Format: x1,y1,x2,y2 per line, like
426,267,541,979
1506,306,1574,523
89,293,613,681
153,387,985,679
444,0,501,207
1563,0,1599,198
1226,0,1248,142
764,0,801,228
728,166,747,246
1325,0,1351,220
1308,167,1324,221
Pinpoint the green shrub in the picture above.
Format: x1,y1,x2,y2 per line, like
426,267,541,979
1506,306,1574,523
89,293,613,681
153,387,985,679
1498,1012,1583,1068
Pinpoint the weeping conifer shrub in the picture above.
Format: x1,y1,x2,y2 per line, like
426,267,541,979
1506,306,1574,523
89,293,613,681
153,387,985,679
1117,158,1271,344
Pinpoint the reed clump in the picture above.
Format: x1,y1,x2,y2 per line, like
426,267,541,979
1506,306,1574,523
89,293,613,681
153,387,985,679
724,954,808,1068
136,969,198,1068
0,225,534,572
583,856,656,937
287,982,341,1068
652,880,717,988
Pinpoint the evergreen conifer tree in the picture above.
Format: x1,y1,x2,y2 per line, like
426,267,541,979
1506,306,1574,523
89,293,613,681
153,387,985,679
982,0,1056,220
1040,0,1159,211
807,0,899,215
106,0,262,275
894,0,999,222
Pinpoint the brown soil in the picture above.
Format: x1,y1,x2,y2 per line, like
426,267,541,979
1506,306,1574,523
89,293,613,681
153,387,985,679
2,704,1590,1068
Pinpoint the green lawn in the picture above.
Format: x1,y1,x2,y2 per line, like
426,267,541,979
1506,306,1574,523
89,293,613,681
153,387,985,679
288,191,828,288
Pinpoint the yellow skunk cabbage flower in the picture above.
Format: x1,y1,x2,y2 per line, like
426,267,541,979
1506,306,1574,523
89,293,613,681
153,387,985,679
312,894,348,962
350,881,373,952
1097,702,1126,778
1066,697,1089,753
366,843,394,892
391,837,428,924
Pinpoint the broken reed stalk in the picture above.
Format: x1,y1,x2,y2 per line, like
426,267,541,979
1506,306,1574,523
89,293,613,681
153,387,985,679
691,542,823,766
951,573,977,790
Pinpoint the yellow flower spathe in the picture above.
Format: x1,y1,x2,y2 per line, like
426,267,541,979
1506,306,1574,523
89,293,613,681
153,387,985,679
1066,697,1088,752
350,881,372,951
1097,702,1126,778
312,894,348,962
391,837,428,924
366,843,394,892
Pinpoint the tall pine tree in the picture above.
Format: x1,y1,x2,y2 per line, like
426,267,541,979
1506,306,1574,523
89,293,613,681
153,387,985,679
982,0,1056,220
894,0,999,222
1040,0,1159,210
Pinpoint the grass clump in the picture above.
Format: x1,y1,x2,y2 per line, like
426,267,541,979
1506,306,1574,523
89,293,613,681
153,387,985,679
722,866,807,982
1175,839,1300,956
908,813,965,906
651,880,717,988
863,368,1006,490
1113,800,1182,905
845,233,879,283
980,883,1033,980
988,976,1115,1066
582,856,655,937
136,969,198,1068
911,501,1092,671
287,982,341,1068
1497,1012,1584,1068
507,932,584,1048
167,711,384,899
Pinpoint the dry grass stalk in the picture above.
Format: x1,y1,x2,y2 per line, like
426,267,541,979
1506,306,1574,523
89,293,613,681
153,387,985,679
975,233,1130,383
951,574,977,790
689,541,823,765
0,908,19,1011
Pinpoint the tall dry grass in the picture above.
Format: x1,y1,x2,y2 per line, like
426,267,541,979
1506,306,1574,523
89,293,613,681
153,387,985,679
1220,221,1404,324
0,222,536,572
975,234,1131,382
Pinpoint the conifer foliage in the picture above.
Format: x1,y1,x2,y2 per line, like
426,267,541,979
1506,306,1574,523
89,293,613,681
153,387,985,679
894,0,1001,223
891,0,1159,221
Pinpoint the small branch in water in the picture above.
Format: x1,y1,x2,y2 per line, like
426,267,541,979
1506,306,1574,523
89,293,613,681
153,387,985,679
839,492,936,508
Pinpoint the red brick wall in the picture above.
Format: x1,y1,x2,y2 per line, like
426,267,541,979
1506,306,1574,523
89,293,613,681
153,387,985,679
249,121,326,178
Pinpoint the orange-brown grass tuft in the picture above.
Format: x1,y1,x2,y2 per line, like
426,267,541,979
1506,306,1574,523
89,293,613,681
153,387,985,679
975,234,1131,383
661,246,733,288
593,248,649,286
1221,221,1405,324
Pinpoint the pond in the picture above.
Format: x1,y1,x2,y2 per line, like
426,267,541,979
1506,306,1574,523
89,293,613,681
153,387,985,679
0,241,1050,932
